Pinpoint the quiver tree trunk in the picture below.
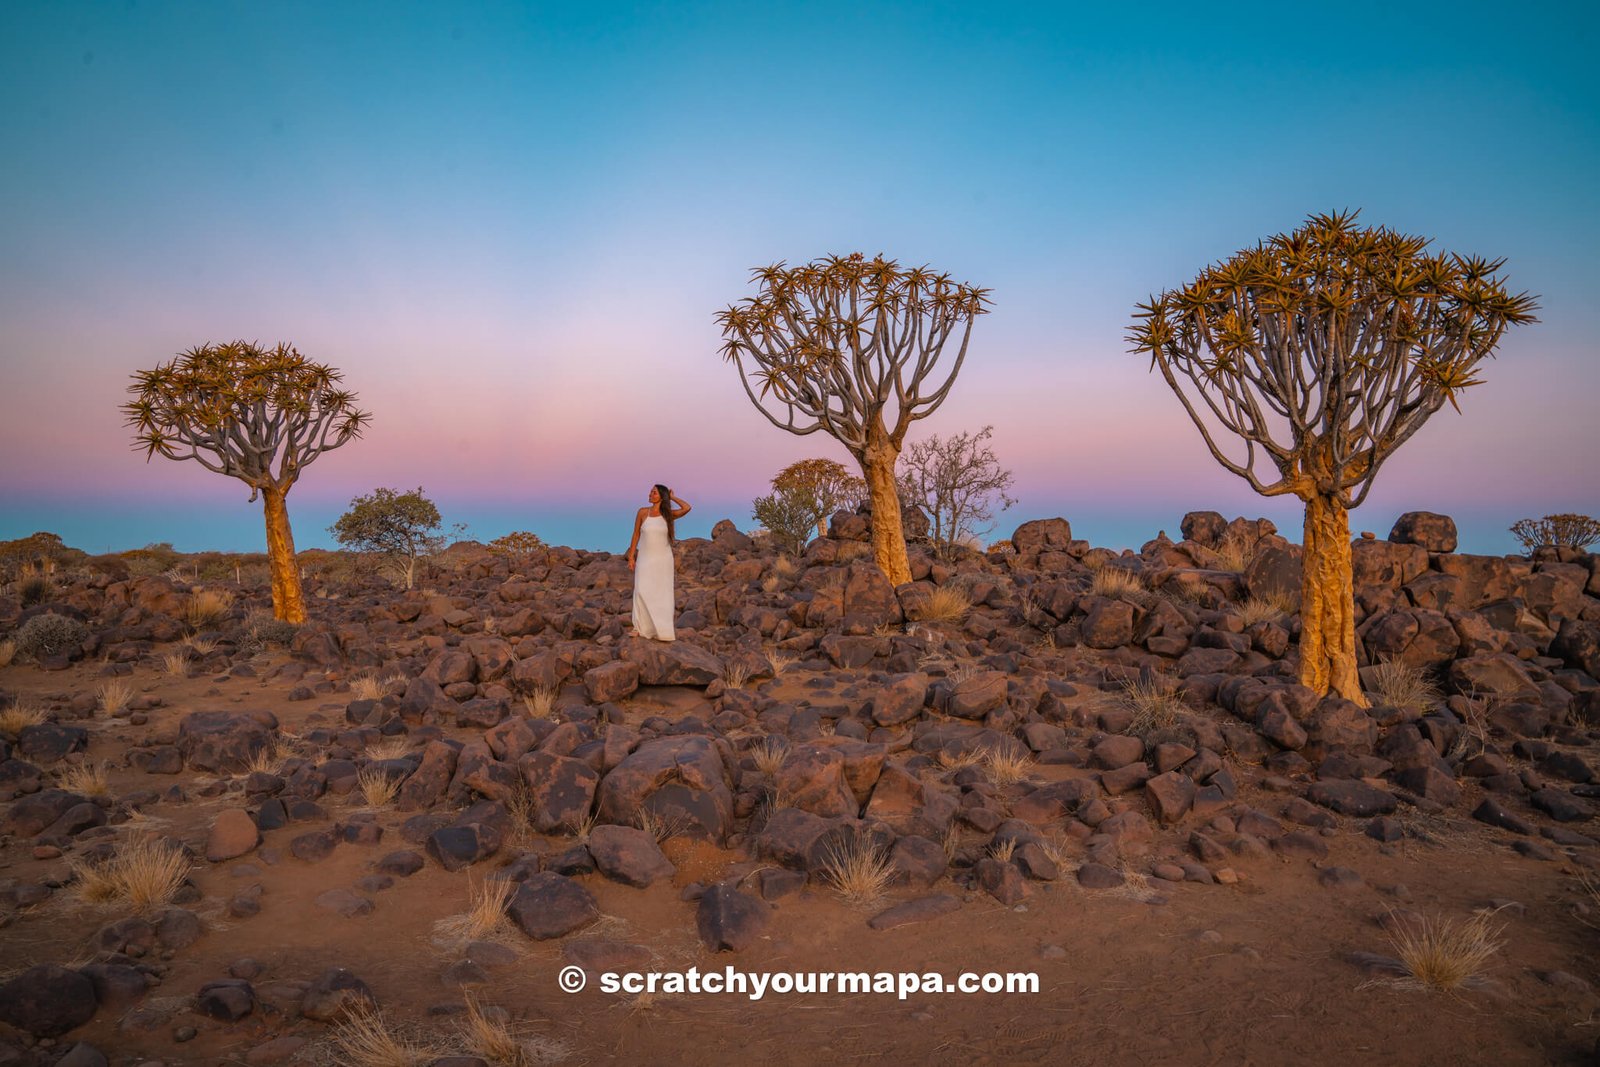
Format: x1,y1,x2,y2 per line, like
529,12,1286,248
860,430,910,586
262,485,307,624
1299,493,1364,705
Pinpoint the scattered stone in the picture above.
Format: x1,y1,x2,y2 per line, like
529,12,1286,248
696,883,770,952
867,895,961,931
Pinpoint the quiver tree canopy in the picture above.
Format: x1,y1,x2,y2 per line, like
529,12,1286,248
1128,212,1536,702
122,340,371,623
716,253,990,584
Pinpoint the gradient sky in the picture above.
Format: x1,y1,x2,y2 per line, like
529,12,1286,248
2,1,1596,557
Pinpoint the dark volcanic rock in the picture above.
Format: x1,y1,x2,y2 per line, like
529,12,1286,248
1388,512,1457,553
696,882,770,952
1307,780,1397,817
596,735,734,843
585,824,675,887
0,964,97,1037
176,711,276,773
507,873,600,940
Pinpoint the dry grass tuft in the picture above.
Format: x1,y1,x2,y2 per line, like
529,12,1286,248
0,639,15,669
161,651,190,677
1090,567,1147,600
243,743,283,777
58,762,111,798
70,835,189,912
460,994,568,1065
1040,831,1074,871
1235,592,1297,625
350,675,387,702
817,835,895,908
722,661,752,690
1366,659,1442,715
182,633,218,656
0,698,46,738
1118,677,1187,736
186,588,235,630
364,736,412,761
1213,532,1251,573
1385,909,1506,991
936,747,985,773
355,767,400,808
97,679,134,716
522,686,558,719
750,736,788,777
328,1006,442,1067
982,746,1035,787
636,808,685,844
763,647,796,676
988,837,1017,864
433,877,517,947
921,586,972,624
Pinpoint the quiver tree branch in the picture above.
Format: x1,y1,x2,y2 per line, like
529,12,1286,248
718,253,990,584
1128,212,1537,702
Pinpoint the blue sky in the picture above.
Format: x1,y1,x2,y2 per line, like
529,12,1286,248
1,1,1596,555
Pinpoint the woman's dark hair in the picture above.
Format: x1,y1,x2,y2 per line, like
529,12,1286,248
654,484,675,542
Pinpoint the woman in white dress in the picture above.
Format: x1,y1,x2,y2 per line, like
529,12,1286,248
627,484,691,641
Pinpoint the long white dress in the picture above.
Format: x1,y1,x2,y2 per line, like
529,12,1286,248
632,514,675,641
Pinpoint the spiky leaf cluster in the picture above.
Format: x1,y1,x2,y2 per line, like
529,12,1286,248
1510,514,1600,552
123,341,370,497
717,253,990,454
1128,212,1537,506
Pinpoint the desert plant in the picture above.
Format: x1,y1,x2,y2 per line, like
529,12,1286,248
750,736,788,777
1510,513,1600,553
752,488,825,556
1130,212,1537,703
243,743,282,777
355,767,400,808
988,837,1017,864
161,651,191,677
186,588,235,630
718,252,991,585
364,736,412,761
16,568,52,607
70,834,189,912
459,993,564,1066
58,762,111,798
936,746,985,773
183,633,220,656
779,458,867,538
123,341,371,623
721,661,752,690
328,1006,441,1067
12,613,90,661
350,674,391,702
433,877,517,947
1234,592,1297,625
521,687,558,719
0,639,14,669
1385,909,1505,991
1365,659,1441,715
1090,567,1147,600
817,835,895,908
763,647,796,676
331,487,446,590
896,425,1016,559
920,585,973,624
982,746,1035,787
636,808,685,844
96,679,134,716
236,610,297,654
0,698,45,738
1119,676,1186,737
487,530,549,564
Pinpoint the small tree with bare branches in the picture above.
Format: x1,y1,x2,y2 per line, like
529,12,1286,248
771,458,866,541
123,341,370,623
897,425,1016,560
717,253,990,585
1129,212,1536,703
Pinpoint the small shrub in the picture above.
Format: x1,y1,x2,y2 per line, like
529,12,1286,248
0,698,45,737
1119,677,1186,736
1213,531,1251,573
522,687,558,719
364,737,412,761
237,611,297,654
722,662,752,690
1510,513,1600,552
459,993,566,1066
433,877,517,947
1089,567,1147,600
186,588,235,630
329,1006,441,1067
183,633,219,656
750,736,788,777
818,836,895,908
12,613,90,660
0,639,14,669
162,651,190,677
1386,909,1505,991
59,762,111,798
97,680,134,716
1366,659,1441,715
920,586,972,624
356,767,400,808
17,572,52,607
1235,592,1297,625
349,675,387,702
982,745,1035,787
70,835,189,912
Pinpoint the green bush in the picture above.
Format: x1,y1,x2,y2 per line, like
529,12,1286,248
13,613,91,660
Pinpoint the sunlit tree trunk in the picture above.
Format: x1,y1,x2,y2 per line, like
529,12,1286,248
861,427,910,586
262,485,307,624
1299,492,1365,705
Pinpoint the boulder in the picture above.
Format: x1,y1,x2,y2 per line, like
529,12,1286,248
0,964,97,1037
595,736,735,844
1389,512,1458,553
506,873,599,940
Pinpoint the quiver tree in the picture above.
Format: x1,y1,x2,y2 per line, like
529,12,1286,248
123,341,370,623
717,253,990,584
772,458,866,540
1128,212,1536,703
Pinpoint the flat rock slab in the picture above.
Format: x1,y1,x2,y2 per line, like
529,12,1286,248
867,895,961,931
1307,780,1398,817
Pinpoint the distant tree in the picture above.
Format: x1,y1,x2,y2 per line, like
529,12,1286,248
488,530,549,565
751,488,820,555
896,425,1016,560
123,341,370,623
717,253,990,584
1510,514,1600,553
1129,212,1537,703
769,458,866,541
330,487,444,589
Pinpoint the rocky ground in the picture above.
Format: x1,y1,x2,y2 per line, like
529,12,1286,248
1,510,1598,1066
